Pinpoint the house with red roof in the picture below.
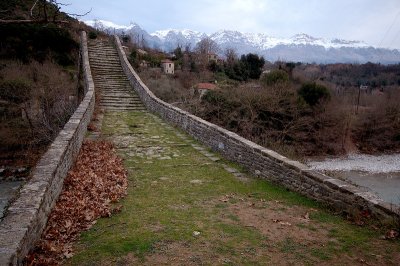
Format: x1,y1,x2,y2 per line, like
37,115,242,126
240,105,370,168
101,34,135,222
193,82,218,97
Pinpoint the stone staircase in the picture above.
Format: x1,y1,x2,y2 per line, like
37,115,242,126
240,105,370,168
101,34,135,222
88,39,146,111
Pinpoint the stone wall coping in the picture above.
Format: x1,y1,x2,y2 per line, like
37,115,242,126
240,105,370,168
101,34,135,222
0,31,95,265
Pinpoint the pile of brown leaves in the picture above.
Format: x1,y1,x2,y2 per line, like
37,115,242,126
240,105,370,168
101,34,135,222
25,140,128,265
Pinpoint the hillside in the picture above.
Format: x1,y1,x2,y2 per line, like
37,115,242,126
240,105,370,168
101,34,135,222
0,0,93,179
139,59,400,157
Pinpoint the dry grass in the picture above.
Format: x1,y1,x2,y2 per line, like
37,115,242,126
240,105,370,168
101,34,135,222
0,59,78,169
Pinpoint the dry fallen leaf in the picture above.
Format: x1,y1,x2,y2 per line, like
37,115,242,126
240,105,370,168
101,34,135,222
26,140,128,265
385,230,399,240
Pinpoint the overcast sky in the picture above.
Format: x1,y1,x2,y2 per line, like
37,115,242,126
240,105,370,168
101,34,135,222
63,0,400,49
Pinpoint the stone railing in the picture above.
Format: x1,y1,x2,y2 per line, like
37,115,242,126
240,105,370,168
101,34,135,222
0,31,95,265
114,35,399,223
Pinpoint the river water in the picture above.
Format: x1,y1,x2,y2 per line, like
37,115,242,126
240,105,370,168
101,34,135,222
308,154,400,205
0,181,23,219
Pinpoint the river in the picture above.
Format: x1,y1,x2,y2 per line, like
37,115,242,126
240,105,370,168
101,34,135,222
308,154,400,205
0,181,23,219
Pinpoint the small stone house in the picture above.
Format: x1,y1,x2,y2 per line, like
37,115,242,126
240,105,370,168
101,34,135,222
139,60,149,68
161,59,174,74
208,53,218,62
137,49,148,56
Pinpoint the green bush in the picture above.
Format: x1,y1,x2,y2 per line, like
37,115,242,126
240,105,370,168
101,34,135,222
121,34,130,43
262,69,289,86
88,31,98,39
298,82,330,106
202,90,227,105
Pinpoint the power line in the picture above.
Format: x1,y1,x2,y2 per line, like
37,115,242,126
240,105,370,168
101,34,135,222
388,27,400,49
378,9,400,48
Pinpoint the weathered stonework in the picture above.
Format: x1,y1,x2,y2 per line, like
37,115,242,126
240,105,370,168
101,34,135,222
114,35,399,224
0,32,95,265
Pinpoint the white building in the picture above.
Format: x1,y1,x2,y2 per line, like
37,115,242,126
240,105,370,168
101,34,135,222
161,59,174,74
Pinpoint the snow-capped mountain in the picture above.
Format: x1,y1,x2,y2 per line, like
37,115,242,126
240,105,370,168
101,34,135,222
151,29,207,51
85,20,400,64
85,19,136,30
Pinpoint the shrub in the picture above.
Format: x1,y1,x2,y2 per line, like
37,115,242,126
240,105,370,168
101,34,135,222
262,69,289,86
0,79,31,103
298,82,330,106
121,34,130,43
0,24,78,64
202,90,227,105
88,31,98,39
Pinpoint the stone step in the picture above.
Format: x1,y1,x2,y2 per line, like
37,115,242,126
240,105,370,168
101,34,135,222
91,66,123,69
93,78,127,81
100,92,136,95
88,48,117,51
100,99,142,104
92,72,126,75
101,100,142,104
95,81,128,83
100,93,138,97
90,61,121,64
90,54,118,56
93,72,126,75
89,61,121,65
91,66,122,69
93,75,126,78
92,70,124,72
90,50,118,57
96,85,131,88
100,102,144,108
98,88,133,93
88,45,115,49
103,108,147,112
89,56,119,59
101,104,146,108
92,73,126,77
96,87,132,90
94,82,130,85
94,79,127,81
100,92,138,96
88,46,115,49
89,54,119,57
101,93,139,97
96,86,132,90
89,58,121,62
88,41,146,112
90,56,119,60
96,83,131,86
93,77,128,80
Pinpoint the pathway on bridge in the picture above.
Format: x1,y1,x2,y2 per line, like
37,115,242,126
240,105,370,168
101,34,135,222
67,39,400,265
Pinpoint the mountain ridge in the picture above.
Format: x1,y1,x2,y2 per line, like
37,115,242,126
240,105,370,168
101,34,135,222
84,20,400,64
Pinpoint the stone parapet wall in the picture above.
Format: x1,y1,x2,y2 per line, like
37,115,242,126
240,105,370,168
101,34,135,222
0,31,95,265
114,35,399,223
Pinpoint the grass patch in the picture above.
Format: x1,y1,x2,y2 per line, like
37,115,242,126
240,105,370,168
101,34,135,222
68,111,400,265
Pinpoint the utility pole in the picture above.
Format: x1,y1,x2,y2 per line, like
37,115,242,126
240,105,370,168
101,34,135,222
356,85,361,115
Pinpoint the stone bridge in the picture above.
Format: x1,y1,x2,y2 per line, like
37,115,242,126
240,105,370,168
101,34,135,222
0,32,399,265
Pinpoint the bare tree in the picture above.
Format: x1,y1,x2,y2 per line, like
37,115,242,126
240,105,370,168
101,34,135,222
195,37,220,71
225,48,238,66
0,0,91,24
